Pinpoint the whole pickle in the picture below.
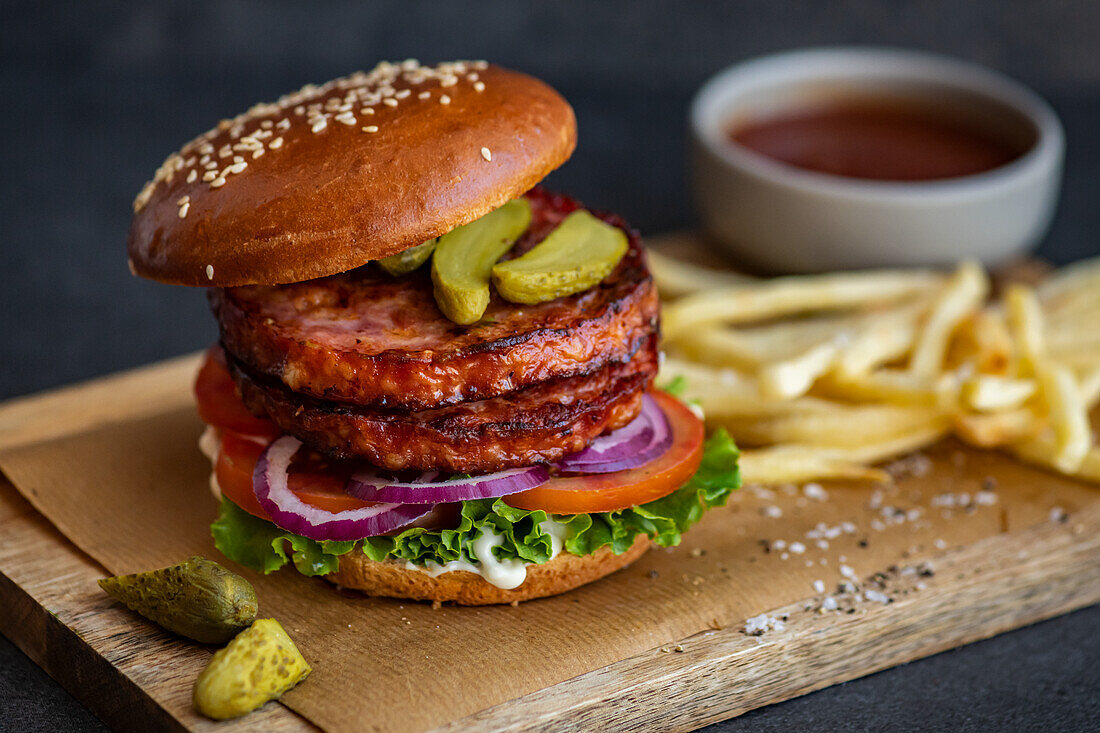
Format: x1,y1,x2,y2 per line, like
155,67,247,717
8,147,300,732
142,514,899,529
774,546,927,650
98,556,257,644
492,209,627,305
378,239,436,276
194,618,311,720
431,197,532,324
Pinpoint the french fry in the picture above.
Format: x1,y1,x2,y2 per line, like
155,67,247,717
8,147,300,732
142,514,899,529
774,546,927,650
1033,363,1091,473
758,340,842,400
961,374,1037,412
909,261,988,378
817,368,959,408
738,447,889,484
715,405,948,449
662,269,943,340
1005,284,1046,375
953,409,1040,448
832,300,927,377
1011,435,1100,484
949,309,1012,375
647,248,754,298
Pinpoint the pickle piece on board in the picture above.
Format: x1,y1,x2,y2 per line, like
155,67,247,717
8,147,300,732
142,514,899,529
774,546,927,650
378,239,436,276
431,197,532,324
492,210,627,305
98,556,257,644
194,618,311,720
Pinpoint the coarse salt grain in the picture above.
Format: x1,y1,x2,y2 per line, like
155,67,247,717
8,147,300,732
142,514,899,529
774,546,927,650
812,579,825,594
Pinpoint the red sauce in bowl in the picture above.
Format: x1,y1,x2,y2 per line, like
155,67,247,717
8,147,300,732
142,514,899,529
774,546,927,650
729,101,1026,181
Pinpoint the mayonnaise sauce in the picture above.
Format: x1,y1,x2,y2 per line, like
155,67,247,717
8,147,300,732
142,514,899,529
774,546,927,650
198,426,223,501
405,519,570,590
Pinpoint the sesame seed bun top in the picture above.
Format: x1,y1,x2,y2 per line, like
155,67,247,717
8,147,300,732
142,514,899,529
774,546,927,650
127,61,577,287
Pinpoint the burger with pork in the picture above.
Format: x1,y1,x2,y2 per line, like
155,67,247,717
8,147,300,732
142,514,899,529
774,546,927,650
128,60,740,604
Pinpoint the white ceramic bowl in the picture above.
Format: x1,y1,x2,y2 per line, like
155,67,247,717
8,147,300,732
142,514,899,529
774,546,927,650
690,47,1064,272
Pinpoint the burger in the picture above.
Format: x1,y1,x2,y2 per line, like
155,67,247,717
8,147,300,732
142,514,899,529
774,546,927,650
128,60,740,605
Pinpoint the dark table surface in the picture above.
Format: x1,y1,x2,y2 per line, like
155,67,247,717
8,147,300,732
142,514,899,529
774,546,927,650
2,2,1098,730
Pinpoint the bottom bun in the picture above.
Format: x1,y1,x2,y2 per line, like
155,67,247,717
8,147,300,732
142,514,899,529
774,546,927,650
325,535,650,605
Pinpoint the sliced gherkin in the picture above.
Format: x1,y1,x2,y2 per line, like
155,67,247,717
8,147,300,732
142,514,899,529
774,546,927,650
193,618,311,720
431,198,532,324
492,210,627,305
378,239,437,276
98,556,257,644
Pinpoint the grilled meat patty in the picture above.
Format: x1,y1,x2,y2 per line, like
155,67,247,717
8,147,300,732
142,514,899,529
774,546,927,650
229,335,658,473
212,189,659,411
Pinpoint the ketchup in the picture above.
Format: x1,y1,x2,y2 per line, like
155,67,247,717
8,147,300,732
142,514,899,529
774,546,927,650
729,100,1025,181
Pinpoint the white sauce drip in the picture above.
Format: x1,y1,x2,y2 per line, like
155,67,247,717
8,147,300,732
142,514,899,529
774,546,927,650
198,425,570,589
198,426,223,501
406,519,569,590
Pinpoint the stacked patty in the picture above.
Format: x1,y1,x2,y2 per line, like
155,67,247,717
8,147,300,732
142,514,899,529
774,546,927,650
210,189,660,473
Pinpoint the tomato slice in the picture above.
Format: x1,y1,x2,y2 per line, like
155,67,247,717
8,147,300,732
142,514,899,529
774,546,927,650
505,390,704,514
195,346,281,439
214,431,381,521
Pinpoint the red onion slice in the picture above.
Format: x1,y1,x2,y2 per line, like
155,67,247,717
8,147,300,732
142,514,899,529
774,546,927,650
557,394,673,474
347,465,550,504
253,436,431,541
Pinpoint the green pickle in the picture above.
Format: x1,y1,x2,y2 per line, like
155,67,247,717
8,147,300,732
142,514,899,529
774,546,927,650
378,239,436,276
98,556,257,644
492,210,628,304
431,197,532,324
194,618,311,720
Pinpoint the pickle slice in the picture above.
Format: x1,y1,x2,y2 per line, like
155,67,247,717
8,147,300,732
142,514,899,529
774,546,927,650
431,198,532,324
98,556,257,644
194,618,311,720
378,239,436,276
492,210,627,305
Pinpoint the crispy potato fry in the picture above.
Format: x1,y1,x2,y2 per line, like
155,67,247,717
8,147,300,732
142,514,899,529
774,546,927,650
758,341,842,400
953,409,1041,448
715,405,948,449
662,269,943,340
961,375,1037,412
832,300,927,377
909,261,988,378
1005,284,1046,374
738,447,889,484
1011,435,1100,484
817,369,959,408
1034,363,1091,473
647,248,754,298
949,309,1013,375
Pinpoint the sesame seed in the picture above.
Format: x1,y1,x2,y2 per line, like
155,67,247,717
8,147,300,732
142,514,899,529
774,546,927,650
362,125,378,133
480,146,492,161
232,155,244,163
467,72,479,82
361,107,375,115
178,202,190,218
394,89,411,99
439,95,451,105
418,91,431,100
311,119,328,133
261,120,273,129
473,81,485,92
269,137,284,149
177,195,190,205
205,264,214,280
383,98,398,107
252,148,265,159
202,171,217,182
210,176,227,188
186,169,198,183
276,118,290,130
228,162,247,174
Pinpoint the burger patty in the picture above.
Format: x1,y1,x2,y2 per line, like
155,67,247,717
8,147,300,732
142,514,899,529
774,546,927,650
212,188,659,411
229,336,658,473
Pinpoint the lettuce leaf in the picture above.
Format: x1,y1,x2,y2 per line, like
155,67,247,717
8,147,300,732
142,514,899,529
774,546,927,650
211,429,740,576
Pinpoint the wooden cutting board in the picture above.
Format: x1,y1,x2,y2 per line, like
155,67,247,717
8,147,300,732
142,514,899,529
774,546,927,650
1,252,1097,731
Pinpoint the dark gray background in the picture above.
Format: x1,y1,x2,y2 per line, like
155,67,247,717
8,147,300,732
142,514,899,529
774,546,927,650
2,1,1098,730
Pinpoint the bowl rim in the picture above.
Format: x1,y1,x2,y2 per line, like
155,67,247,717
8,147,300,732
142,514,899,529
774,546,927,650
690,46,1064,201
